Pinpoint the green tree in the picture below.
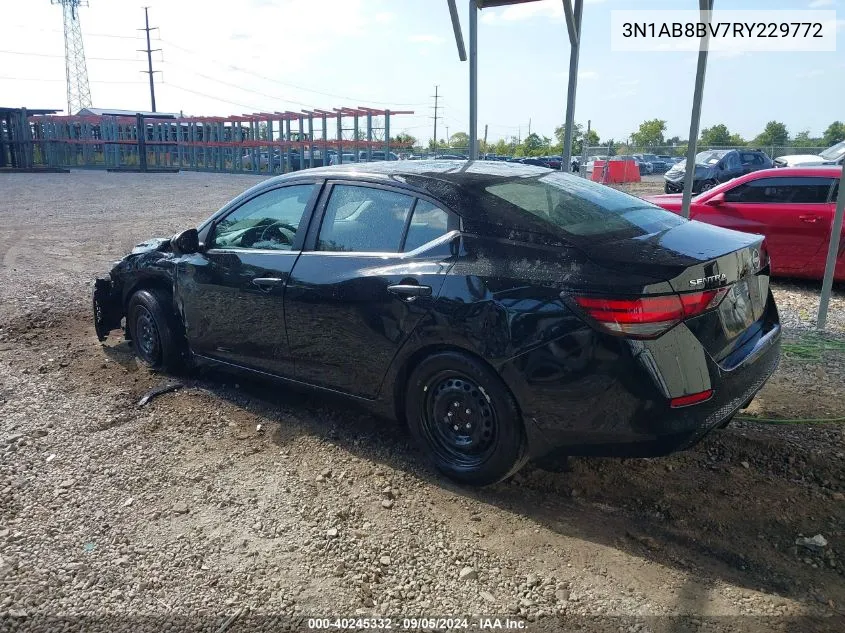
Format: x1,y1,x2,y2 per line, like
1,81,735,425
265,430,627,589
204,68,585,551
728,133,746,146
792,129,813,147
754,121,789,147
449,132,469,148
522,133,544,155
555,122,601,157
823,121,845,147
700,124,731,147
392,132,417,147
630,119,666,148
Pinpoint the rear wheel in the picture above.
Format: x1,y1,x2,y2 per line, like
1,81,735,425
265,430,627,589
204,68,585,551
699,179,717,192
127,289,186,372
405,351,528,486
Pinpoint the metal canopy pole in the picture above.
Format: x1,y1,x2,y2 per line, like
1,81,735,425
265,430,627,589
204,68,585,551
816,166,845,329
468,0,478,160
448,0,467,61
561,0,583,170
680,0,714,219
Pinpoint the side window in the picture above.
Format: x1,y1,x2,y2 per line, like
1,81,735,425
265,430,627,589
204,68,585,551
210,184,315,250
726,153,741,169
832,181,839,203
724,177,834,204
317,185,414,253
403,200,451,252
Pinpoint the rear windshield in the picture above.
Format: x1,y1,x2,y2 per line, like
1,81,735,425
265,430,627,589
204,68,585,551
479,172,684,240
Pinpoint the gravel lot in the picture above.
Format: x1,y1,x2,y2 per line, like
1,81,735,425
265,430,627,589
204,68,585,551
2,171,845,633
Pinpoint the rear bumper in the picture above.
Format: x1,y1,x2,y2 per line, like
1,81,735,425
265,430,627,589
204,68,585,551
500,306,781,459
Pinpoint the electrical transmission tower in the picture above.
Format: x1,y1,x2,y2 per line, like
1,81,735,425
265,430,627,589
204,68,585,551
52,0,93,115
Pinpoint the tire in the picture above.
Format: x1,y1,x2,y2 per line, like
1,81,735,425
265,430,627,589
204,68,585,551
127,288,186,372
699,179,717,193
405,351,528,486
664,182,672,194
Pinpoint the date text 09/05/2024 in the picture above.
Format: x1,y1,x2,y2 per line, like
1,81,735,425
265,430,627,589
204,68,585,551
307,617,526,630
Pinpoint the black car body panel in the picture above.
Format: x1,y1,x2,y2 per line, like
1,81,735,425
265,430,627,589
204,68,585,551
94,161,781,462
664,149,773,193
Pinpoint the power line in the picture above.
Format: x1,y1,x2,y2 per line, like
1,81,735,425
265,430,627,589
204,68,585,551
0,49,141,62
162,81,264,112
159,38,427,107
0,75,146,84
162,60,316,110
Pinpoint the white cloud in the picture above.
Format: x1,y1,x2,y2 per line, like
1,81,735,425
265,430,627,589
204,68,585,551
808,0,835,7
374,12,394,24
797,68,825,78
578,70,599,80
408,34,444,44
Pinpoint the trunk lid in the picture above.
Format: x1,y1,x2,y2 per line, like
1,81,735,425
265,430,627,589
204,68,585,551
581,221,771,362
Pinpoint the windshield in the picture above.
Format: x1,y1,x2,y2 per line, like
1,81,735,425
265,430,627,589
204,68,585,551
642,154,658,161
820,141,845,161
695,150,728,166
479,171,685,240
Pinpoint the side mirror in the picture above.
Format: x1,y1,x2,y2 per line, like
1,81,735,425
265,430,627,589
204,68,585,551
171,228,200,255
706,193,725,206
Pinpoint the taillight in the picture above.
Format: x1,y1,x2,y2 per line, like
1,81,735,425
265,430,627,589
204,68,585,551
572,288,729,339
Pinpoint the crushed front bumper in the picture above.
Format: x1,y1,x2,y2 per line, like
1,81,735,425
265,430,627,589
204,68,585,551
93,277,122,341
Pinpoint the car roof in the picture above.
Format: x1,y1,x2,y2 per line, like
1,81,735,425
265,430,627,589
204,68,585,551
745,166,842,178
266,159,552,185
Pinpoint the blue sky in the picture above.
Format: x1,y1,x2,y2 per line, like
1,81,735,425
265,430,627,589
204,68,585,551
1,0,842,144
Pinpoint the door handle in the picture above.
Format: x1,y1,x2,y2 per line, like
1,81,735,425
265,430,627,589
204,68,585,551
387,284,432,301
799,215,820,223
252,277,283,290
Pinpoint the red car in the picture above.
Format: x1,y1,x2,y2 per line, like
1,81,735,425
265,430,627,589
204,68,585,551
645,167,843,281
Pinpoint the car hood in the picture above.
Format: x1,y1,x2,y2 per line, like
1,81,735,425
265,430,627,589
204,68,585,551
130,237,171,255
774,154,826,166
665,164,712,179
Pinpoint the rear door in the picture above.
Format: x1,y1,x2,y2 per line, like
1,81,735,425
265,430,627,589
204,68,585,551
284,181,459,398
693,176,836,273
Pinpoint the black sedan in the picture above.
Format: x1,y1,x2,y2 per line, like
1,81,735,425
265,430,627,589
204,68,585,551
93,161,781,486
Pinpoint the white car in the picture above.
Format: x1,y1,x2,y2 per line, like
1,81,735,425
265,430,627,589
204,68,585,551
774,140,845,167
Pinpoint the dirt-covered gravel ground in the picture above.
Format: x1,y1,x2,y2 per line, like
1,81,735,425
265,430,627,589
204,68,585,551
2,171,845,633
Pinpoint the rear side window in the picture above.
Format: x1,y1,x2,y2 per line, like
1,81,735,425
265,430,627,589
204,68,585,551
724,177,835,204
481,172,684,238
317,185,414,252
403,200,451,252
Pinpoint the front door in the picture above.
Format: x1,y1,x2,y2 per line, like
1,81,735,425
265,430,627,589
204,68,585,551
695,175,838,274
176,182,320,375
284,182,457,398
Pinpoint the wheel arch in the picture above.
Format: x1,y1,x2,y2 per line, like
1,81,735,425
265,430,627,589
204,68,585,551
389,342,524,427
122,275,178,339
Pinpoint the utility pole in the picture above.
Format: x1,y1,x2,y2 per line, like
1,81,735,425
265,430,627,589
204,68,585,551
139,7,160,112
431,85,441,157
528,118,531,137
483,124,488,156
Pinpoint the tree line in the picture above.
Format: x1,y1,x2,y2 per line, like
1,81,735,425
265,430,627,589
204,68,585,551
393,119,844,158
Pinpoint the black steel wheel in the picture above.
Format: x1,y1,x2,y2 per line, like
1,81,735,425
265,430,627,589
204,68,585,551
405,351,528,486
127,289,186,372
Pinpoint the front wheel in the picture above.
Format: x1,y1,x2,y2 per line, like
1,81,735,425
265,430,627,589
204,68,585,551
405,351,528,486
127,289,186,372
